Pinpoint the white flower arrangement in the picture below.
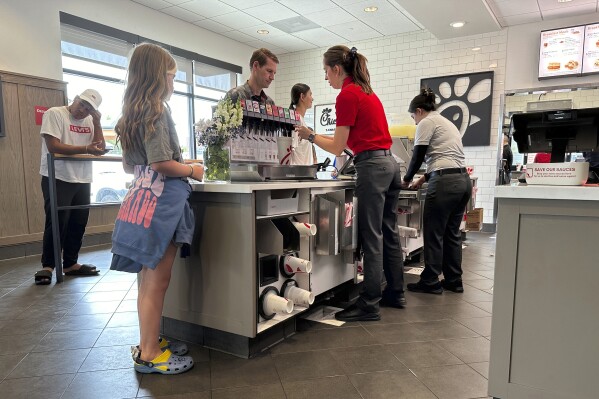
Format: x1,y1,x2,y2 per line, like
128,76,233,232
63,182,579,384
195,97,244,147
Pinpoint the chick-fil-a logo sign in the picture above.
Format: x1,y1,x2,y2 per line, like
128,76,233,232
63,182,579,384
35,106,49,125
314,104,336,134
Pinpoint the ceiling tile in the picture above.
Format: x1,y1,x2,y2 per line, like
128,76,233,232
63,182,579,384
163,0,194,5
219,29,257,43
537,0,596,11
304,7,357,27
262,34,318,52
493,0,540,17
178,0,236,18
541,3,598,18
292,28,347,47
238,24,288,39
328,0,364,5
327,20,383,42
131,0,172,10
160,6,203,22
244,2,299,23
244,39,285,54
192,18,234,33
501,12,542,26
344,0,419,35
220,0,275,9
276,0,337,14
212,11,264,28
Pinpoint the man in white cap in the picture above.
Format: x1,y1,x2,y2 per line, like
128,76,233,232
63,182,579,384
35,89,106,285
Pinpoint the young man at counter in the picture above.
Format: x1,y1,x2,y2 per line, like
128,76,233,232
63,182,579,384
226,48,278,105
35,89,106,285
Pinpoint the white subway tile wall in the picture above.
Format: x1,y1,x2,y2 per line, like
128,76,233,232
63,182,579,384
273,30,508,225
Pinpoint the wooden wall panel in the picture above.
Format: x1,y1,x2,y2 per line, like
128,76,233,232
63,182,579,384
18,84,67,234
0,82,28,237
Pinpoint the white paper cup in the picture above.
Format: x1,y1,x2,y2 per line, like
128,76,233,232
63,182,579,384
263,291,293,315
283,255,312,274
285,285,314,306
277,136,293,165
292,222,317,236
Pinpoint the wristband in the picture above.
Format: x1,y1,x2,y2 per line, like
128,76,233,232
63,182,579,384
187,164,194,177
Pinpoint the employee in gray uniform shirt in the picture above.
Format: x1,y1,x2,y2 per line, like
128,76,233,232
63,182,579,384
226,48,278,105
401,88,472,295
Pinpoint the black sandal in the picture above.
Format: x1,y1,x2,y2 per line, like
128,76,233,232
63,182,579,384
34,269,52,285
64,264,99,276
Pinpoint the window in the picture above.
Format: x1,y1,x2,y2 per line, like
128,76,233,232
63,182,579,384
58,14,241,202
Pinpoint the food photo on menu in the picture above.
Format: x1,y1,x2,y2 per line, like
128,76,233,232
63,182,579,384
539,25,584,78
582,22,599,74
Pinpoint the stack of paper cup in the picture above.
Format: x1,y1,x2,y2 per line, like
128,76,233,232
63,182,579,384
263,290,293,315
277,136,293,165
283,255,312,274
284,285,314,307
292,222,317,236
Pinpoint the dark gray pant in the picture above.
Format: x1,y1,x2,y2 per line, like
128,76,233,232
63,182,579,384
41,176,90,269
420,173,472,284
354,155,404,313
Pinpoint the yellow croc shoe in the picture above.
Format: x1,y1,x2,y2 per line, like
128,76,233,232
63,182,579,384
133,348,194,375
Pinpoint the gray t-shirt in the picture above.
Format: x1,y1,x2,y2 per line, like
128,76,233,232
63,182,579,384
123,108,182,166
414,111,465,174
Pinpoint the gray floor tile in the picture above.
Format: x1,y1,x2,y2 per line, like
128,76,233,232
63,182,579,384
471,270,495,279
211,383,285,399
107,311,140,328
95,325,140,347
469,361,490,379
48,282,96,294
436,337,491,363
0,374,75,399
138,392,210,399
67,300,122,315
210,354,279,389
31,329,103,352
0,333,42,355
349,370,437,399
282,375,362,399
329,344,408,374
0,317,57,336
414,319,481,340
363,306,410,325
79,344,135,372
456,316,492,336
7,348,90,378
387,341,463,368
470,301,493,313
460,288,494,302
273,350,345,383
90,281,136,292
411,364,489,399
0,353,27,380
117,299,139,312
364,322,425,344
62,369,141,399
269,325,376,354
82,290,129,302
464,279,495,291
137,362,210,396
51,313,112,332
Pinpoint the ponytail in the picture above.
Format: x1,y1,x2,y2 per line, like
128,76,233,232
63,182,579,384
323,45,372,94
408,87,436,113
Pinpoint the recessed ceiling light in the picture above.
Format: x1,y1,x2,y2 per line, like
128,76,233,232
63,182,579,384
472,47,481,51
450,21,466,28
557,0,572,3
364,6,378,12
257,29,269,35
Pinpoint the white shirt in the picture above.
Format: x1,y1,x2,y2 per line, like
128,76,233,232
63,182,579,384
39,106,95,183
414,111,465,174
290,115,314,165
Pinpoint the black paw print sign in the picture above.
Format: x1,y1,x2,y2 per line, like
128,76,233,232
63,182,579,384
421,71,494,146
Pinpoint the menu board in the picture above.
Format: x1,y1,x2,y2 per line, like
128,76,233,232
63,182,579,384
582,23,599,74
538,25,584,79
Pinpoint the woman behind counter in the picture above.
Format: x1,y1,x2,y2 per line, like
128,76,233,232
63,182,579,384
401,88,472,295
296,45,405,322
289,83,317,165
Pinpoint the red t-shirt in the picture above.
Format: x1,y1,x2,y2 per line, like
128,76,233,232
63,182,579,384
335,77,391,155
533,153,551,163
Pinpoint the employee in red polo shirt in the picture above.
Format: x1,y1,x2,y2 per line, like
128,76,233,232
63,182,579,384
296,45,405,322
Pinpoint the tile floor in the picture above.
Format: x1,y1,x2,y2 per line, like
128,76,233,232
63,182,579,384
0,232,496,399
